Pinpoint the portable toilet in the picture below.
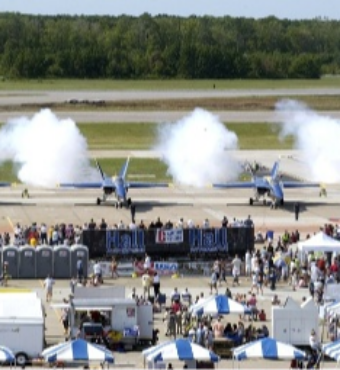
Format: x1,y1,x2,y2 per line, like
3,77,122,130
18,246,36,278
53,245,71,278
36,245,53,278
70,245,89,278
2,246,19,278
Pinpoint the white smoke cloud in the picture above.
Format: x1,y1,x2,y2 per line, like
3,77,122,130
0,109,99,187
276,99,340,183
154,108,241,186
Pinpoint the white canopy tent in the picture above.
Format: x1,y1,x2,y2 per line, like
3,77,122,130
298,232,340,253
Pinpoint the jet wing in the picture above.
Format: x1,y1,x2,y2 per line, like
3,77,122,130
213,181,256,189
58,182,103,189
282,181,320,189
127,182,170,189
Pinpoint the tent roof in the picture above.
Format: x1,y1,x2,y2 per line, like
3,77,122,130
143,339,220,363
298,232,340,252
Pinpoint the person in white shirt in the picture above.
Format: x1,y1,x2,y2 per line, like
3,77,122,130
93,261,102,285
309,329,321,352
142,271,152,298
232,254,242,286
187,220,194,229
44,275,55,302
177,218,184,229
171,287,180,302
118,220,125,229
153,272,161,297
182,288,192,305
202,219,210,229
144,254,151,271
129,221,137,230
245,250,251,278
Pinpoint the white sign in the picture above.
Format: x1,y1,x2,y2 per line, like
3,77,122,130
154,262,178,271
156,229,183,244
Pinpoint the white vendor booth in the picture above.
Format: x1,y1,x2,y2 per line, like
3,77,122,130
272,297,319,346
298,232,340,254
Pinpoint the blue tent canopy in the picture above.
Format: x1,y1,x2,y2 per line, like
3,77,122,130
190,294,250,316
143,339,220,363
43,339,114,363
233,338,306,361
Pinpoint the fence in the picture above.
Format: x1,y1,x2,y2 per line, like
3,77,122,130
80,227,255,259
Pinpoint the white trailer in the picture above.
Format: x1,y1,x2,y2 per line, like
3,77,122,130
0,292,45,366
272,296,319,346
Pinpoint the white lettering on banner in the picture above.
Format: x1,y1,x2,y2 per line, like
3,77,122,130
156,229,183,244
154,262,178,272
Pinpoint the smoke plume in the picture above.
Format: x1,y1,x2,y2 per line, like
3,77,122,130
0,109,98,187
154,108,240,186
277,99,340,183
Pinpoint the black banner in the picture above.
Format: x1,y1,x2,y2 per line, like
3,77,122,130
81,227,254,259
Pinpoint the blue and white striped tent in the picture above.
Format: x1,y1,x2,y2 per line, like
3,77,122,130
233,338,306,361
143,339,220,363
323,339,340,361
43,339,114,363
0,346,15,363
190,294,250,316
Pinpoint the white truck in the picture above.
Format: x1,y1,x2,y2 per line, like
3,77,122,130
0,292,45,366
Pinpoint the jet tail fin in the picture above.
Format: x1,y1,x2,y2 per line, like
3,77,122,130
271,161,280,180
95,159,105,180
119,157,130,179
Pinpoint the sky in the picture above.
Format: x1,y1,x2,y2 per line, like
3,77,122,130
0,0,340,20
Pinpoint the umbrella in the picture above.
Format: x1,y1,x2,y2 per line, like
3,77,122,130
189,294,250,316
143,339,220,363
44,339,114,363
323,339,340,361
274,258,286,268
0,346,15,363
233,337,306,361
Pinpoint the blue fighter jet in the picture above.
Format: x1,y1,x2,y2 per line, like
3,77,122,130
59,158,170,208
213,161,320,208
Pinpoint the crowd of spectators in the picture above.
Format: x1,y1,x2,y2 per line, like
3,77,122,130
1,215,254,248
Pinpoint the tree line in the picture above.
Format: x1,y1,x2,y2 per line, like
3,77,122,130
0,13,339,79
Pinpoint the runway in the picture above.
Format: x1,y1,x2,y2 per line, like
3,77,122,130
1,87,340,106
0,184,338,235
2,110,340,123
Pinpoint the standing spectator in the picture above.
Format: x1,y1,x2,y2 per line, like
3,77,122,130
99,219,107,230
70,276,77,294
144,253,151,271
111,257,119,279
153,271,160,298
52,227,59,246
210,270,218,295
88,218,96,230
232,254,242,287
245,250,252,279
77,259,84,282
142,271,152,299
44,275,55,302
93,261,102,285
40,223,47,244
294,202,300,221
130,204,136,223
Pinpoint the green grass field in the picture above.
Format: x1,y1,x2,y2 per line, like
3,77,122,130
78,122,294,150
0,77,339,90
0,158,252,183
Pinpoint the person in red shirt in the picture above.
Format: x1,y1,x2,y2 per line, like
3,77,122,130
317,258,326,272
171,301,181,313
330,259,339,274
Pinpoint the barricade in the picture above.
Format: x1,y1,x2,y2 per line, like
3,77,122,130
81,227,255,259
